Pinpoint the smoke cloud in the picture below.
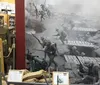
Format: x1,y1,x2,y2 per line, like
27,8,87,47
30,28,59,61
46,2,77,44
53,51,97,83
42,0,100,17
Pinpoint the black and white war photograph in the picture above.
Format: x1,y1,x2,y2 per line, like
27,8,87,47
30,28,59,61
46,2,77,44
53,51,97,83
25,0,100,84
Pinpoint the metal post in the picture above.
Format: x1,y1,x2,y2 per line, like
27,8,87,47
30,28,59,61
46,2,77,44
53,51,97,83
43,74,49,85
12,37,15,69
57,75,59,85
0,58,2,85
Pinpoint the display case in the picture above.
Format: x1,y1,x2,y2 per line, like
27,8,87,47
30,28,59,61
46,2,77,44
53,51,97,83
14,0,100,84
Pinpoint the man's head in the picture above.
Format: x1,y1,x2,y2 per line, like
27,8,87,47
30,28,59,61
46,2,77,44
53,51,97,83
84,61,94,67
41,37,45,41
96,30,100,34
56,28,59,32
72,46,77,50
40,4,43,7
87,32,90,35
47,40,51,46
81,52,86,56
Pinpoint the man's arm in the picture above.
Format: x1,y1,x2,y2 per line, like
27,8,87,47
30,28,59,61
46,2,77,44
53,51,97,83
98,67,100,82
88,34,100,44
52,43,59,55
43,46,47,59
53,33,60,36
94,66,100,85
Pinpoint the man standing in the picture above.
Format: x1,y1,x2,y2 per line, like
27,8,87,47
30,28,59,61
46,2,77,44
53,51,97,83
88,30,100,57
39,10,45,21
54,29,67,44
43,41,58,70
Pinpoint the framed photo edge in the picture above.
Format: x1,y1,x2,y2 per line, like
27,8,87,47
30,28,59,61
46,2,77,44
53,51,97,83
15,0,26,69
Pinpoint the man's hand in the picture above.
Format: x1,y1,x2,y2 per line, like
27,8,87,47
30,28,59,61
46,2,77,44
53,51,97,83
95,81,100,85
42,58,45,60
95,79,100,85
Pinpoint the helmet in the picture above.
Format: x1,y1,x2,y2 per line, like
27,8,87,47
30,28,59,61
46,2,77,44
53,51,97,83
81,52,85,56
72,46,77,50
47,40,51,46
41,37,45,41
84,61,93,67
56,28,59,32
97,30,100,34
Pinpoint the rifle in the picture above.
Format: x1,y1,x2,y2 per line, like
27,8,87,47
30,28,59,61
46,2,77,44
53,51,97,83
31,33,43,47
31,33,60,56
33,45,60,56
75,54,88,74
32,2,38,18
32,48,55,55
32,49,45,52
75,55,83,66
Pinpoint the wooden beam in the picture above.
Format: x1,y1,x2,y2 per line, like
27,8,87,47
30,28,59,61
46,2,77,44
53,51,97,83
15,0,25,69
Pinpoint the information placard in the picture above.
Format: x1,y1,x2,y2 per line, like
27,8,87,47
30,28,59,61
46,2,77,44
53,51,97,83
52,72,69,85
8,70,24,82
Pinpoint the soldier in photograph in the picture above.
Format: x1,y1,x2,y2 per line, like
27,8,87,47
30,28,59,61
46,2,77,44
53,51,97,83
39,10,45,21
69,46,80,56
41,37,49,48
75,62,100,84
43,41,58,70
88,30,100,57
41,4,46,11
34,7,39,18
46,9,51,18
84,32,91,41
54,29,67,44
68,20,75,29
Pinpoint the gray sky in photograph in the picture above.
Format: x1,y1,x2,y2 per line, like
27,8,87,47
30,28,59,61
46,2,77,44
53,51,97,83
46,0,100,17
25,0,100,17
